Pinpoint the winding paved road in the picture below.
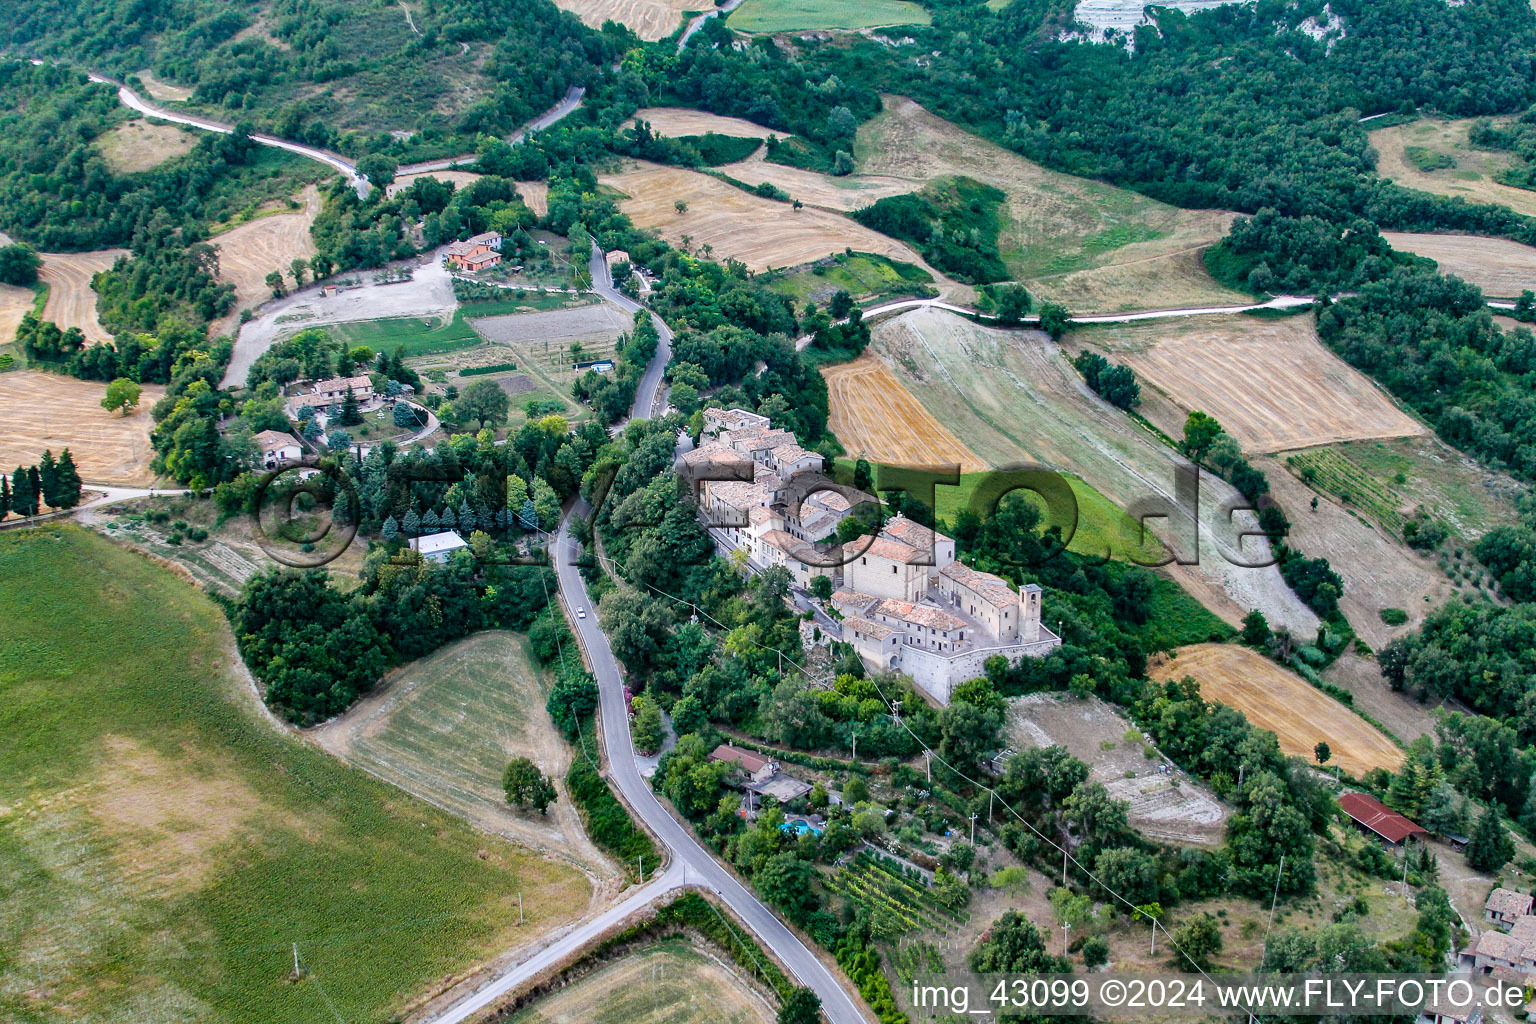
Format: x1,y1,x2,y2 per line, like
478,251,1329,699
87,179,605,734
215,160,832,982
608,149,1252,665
678,0,746,50
589,242,672,420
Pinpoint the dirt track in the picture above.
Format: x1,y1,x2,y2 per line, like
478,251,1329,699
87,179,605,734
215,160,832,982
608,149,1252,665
1150,644,1405,777
39,249,126,345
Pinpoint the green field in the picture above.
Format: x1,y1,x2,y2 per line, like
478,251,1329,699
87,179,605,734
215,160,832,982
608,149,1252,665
727,0,930,33
328,310,482,357
766,252,933,306
0,527,587,1023
833,460,1166,564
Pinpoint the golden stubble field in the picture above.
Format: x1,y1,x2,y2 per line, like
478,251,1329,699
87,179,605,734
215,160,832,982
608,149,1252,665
209,186,322,336
0,370,164,485
550,0,699,38
820,351,990,472
628,107,777,138
0,281,33,344
1150,644,1405,777
39,249,126,346
600,159,931,272
1076,313,1425,454
1370,117,1536,219
1383,231,1536,298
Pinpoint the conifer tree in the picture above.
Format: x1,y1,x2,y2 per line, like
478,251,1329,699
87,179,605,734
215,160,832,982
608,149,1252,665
11,466,37,517
402,508,421,536
382,515,400,542
0,474,10,518
37,450,59,509
54,449,82,508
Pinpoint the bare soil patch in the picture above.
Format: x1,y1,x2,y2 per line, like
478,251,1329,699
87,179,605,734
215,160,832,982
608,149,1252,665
39,249,125,346
871,307,1319,634
550,0,699,39
600,159,931,272
1382,231,1536,298
1077,313,1425,454
1370,117,1536,219
855,96,1247,312
134,70,193,102
96,119,197,174
209,186,321,336
518,180,549,218
0,370,163,485
1150,644,1404,776
390,169,484,196
1007,693,1229,846
820,351,988,472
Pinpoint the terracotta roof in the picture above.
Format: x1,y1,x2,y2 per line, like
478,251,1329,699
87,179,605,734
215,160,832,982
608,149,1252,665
1511,915,1536,942
709,744,773,773
1468,928,1536,965
844,616,896,640
854,535,926,564
708,478,781,510
831,589,875,612
940,562,1018,608
759,529,823,563
884,516,947,552
769,443,820,464
254,429,298,452
312,374,373,394
467,231,501,245
1338,791,1428,844
874,598,967,632
1489,888,1536,918
681,443,750,470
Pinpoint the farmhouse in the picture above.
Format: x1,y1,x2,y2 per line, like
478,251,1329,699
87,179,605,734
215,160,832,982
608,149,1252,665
1338,791,1429,851
1458,913,1536,981
708,744,777,783
1486,888,1535,930
292,375,376,413
254,429,302,469
692,408,1060,703
708,744,812,807
445,232,503,272
409,530,469,564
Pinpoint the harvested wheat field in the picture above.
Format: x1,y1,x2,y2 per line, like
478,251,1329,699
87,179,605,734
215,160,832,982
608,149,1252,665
1078,314,1424,453
1371,118,1536,220
871,307,1320,634
0,370,164,485
388,169,482,196
39,249,125,346
0,282,33,344
1150,644,1404,777
628,107,777,139
208,187,321,336
1383,231,1536,298
851,96,1247,311
600,160,929,272
96,119,197,173
507,937,775,1024
518,180,549,218
821,352,988,472
551,0,698,38
718,148,913,213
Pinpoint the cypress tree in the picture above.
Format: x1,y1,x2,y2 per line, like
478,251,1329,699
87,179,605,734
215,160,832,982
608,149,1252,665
28,465,42,512
0,474,10,518
11,466,37,517
54,449,82,508
37,450,59,509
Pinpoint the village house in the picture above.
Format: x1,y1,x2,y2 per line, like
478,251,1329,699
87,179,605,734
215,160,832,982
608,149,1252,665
1459,913,1536,980
289,375,376,415
254,429,302,469
707,744,812,807
409,530,469,564
1486,888,1536,930
708,744,778,784
444,231,503,272
1338,791,1429,852
692,408,1061,703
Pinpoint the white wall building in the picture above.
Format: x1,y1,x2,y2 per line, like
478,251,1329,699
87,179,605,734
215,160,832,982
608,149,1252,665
409,530,469,564
694,408,1060,703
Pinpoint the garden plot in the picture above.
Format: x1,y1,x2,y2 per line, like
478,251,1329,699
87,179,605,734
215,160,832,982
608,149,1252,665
1076,313,1424,454
870,306,1320,634
469,301,633,392
39,249,125,346
1006,693,1228,846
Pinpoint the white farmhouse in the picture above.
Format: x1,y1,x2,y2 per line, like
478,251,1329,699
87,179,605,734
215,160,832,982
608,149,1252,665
254,429,302,469
409,530,469,564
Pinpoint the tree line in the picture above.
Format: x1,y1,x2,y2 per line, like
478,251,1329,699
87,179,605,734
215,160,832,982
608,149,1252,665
0,450,83,519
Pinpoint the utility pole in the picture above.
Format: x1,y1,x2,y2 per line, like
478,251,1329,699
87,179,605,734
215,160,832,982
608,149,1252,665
925,750,932,786
970,813,978,845
851,730,857,763
1062,846,1068,886
292,943,302,980
1401,845,1410,898
988,789,994,822
518,892,524,925
1062,922,1071,957
638,854,644,880
1260,854,1286,969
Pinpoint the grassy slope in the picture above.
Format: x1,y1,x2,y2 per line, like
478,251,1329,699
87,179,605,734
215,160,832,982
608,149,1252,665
728,0,930,32
0,526,586,1023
